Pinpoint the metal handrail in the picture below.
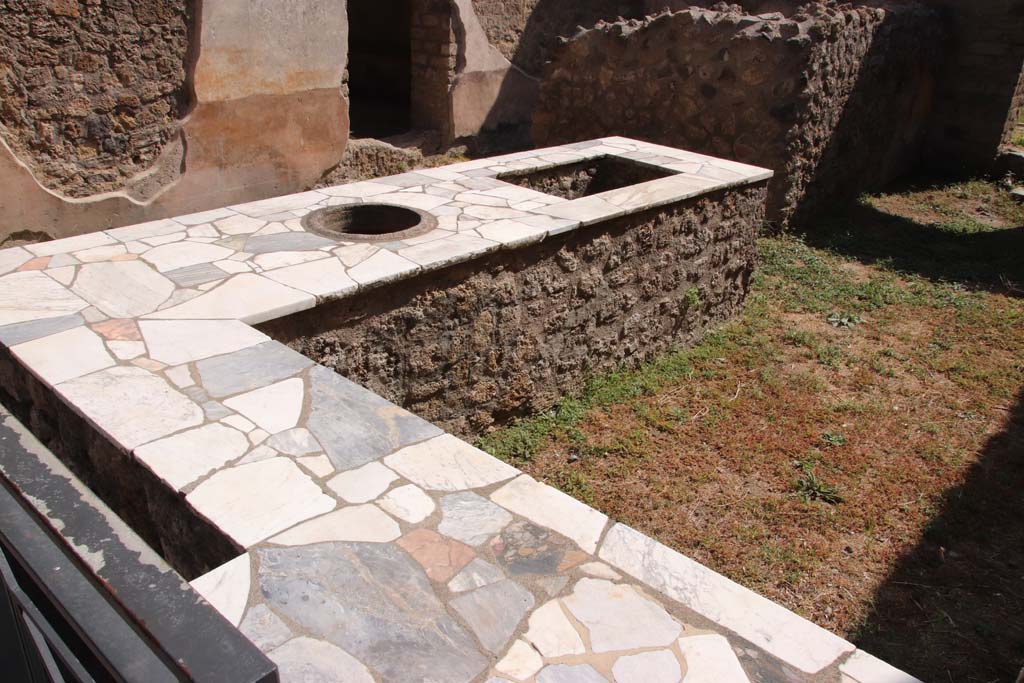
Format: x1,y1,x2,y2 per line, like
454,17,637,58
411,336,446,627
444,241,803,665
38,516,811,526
0,489,105,683
0,404,277,683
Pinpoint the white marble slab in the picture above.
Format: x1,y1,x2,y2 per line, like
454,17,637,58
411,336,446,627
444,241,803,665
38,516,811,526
839,650,923,683
263,258,358,300
144,274,314,324
188,553,251,627
73,261,176,318
57,366,205,450
106,219,187,243
140,320,268,365
135,423,250,490
384,434,518,491
26,231,116,257
12,326,114,386
223,377,305,433
347,250,420,287
676,634,750,683
0,247,31,275
186,458,335,547
0,271,88,326
268,505,401,545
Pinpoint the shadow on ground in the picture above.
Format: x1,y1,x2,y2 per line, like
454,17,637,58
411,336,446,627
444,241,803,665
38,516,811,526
805,195,1024,296
853,385,1024,682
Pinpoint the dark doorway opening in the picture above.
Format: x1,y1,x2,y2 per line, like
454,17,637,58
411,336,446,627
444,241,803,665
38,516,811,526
347,0,412,138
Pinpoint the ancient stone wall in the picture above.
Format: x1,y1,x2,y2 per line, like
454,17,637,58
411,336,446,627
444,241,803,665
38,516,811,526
470,0,645,76
921,0,1024,170
0,0,349,243
1002,62,1024,149
531,3,940,228
411,0,457,135
650,0,801,15
789,2,941,225
0,0,193,198
260,184,766,436
447,0,648,143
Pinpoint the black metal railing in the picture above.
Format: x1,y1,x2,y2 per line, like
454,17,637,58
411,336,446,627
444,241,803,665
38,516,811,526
0,538,98,683
0,406,277,683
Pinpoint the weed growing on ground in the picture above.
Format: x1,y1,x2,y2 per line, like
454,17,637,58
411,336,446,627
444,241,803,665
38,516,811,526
826,312,862,328
821,432,847,447
794,461,845,505
684,286,702,309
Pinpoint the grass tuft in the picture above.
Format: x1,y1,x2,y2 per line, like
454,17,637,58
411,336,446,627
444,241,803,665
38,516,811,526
794,461,845,505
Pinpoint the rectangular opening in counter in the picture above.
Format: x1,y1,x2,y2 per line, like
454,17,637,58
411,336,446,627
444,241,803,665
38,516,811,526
497,156,678,200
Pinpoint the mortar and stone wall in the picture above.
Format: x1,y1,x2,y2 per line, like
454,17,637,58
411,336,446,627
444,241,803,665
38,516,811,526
530,2,942,227
261,185,765,436
0,0,192,199
447,0,647,142
0,0,348,243
1009,69,1024,148
411,0,458,135
471,0,644,77
922,0,1024,170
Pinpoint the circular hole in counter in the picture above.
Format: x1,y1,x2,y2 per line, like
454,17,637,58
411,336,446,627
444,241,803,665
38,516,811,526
301,203,437,242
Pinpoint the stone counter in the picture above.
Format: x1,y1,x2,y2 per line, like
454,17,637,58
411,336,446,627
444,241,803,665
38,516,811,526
0,138,917,683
